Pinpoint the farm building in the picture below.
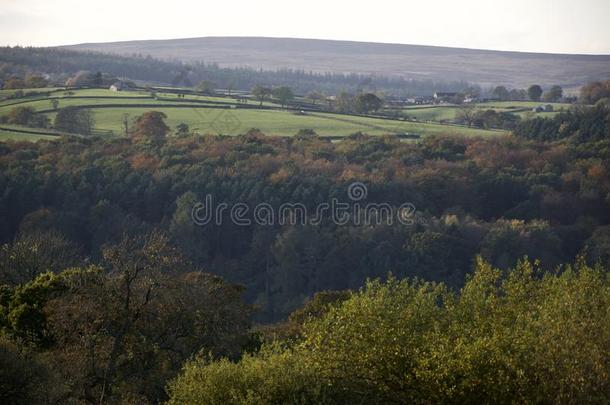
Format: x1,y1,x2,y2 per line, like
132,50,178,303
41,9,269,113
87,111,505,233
533,104,554,113
406,96,434,105
109,81,130,92
433,92,458,103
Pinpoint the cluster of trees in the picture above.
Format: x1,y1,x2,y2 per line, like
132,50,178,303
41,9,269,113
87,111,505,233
63,70,124,88
0,231,253,404
491,84,564,102
168,258,610,404
249,86,384,114
0,46,472,96
250,85,295,107
1,105,95,134
54,106,95,135
3,233,607,403
0,119,608,320
580,78,610,104
456,105,520,129
0,106,49,128
514,104,610,141
332,92,384,114
2,74,49,90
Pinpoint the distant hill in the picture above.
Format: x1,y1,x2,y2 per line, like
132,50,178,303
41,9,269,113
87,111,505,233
63,37,610,89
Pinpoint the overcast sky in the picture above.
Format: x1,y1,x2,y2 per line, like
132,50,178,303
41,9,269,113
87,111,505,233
1,0,609,54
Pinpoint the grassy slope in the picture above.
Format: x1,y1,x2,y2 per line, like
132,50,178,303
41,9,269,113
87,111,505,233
0,128,57,141
476,101,570,109
86,108,502,137
0,88,506,138
398,101,573,122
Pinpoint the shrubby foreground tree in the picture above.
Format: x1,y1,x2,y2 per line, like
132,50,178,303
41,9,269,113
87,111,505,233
0,232,253,404
168,257,610,404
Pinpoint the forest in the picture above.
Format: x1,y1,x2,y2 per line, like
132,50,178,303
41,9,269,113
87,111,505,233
1,118,609,402
0,76,609,403
0,46,472,96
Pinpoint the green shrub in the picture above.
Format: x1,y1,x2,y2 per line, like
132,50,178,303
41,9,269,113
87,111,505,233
169,257,610,404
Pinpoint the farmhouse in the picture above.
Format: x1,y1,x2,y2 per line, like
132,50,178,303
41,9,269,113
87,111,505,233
406,96,434,105
434,92,458,103
109,81,130,92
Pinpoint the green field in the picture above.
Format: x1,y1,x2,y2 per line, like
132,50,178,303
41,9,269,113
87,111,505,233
400,106,467,121
82,107,502,137
0,128,57,141
398,101,572,122
0,88,508,140
475,101,570,110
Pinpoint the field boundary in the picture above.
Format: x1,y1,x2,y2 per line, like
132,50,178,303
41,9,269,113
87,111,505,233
0,125,61,137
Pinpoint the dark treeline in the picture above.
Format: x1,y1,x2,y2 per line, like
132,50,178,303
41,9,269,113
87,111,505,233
1,118,609,321
1,111,609,403
515,104,610,141
0,46,472,96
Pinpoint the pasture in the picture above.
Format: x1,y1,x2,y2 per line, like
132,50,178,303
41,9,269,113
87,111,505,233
0,127,57,141
86,107,502,137
398,101,572,123
0,88,508,141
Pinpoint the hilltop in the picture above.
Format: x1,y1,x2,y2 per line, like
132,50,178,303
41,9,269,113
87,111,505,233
64,36,610,88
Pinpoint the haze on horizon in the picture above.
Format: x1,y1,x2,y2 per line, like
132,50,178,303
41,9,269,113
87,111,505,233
1,0,610,55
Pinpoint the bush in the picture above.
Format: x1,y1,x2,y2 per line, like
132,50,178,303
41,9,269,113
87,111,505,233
167,345,330,405
168,258,610,404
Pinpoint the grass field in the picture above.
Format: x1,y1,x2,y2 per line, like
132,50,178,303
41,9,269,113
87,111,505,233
0,127,57,141
84,107,503,137
0,88,509,140
398,101,572,122
475,101,570,110
400,106,466,121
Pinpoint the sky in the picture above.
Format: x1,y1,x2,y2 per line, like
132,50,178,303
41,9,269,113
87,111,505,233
1,0,609,54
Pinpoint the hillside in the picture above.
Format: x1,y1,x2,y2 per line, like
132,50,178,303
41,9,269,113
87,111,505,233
64,37,610,88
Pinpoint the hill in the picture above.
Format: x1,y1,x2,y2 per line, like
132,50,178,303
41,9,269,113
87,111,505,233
0,87,506,141
64,36,610,89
